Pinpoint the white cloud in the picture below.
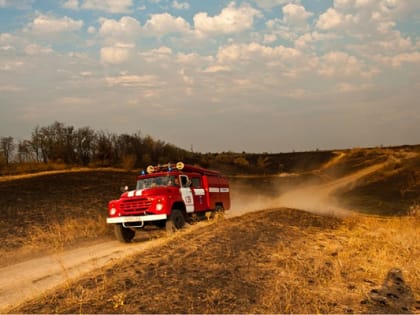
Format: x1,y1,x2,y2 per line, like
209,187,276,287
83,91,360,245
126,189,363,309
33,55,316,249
315,0,419,62
294,31,338,50
140,46,173,62
0,60,24,71
253,0,299,10
176,52,214,66
0,0,32,9
282,3,313,28
335,82,370,93
378,52,420,67
263,34,277,43
194,2,261,37
178,68,194,85
105,74,162,88
202,65,231,73
317,51,367,78
28,14,83,34
217,42,300,64
144,13,190,35
80,0,133,13
63,0,79,10
172,1,189,10
24,44,53,55
99,16,141,42
316,8,352,30
100,45,132,64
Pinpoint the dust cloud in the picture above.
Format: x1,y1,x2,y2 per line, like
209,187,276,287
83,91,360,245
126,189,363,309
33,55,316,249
228,161,388,218
228,181,351,219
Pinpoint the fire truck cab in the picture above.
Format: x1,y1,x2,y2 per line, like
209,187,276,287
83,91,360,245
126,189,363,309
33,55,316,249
106,162,230,242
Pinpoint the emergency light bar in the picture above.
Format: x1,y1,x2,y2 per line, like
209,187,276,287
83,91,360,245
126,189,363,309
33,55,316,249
145,161,185,174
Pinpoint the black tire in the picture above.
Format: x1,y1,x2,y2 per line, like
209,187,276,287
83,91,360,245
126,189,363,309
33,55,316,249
154,220,166,228
166,209,185,233
114,224,136,243
211,205,225,221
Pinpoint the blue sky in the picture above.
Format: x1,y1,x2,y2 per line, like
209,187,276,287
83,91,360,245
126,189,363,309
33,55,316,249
0,0,419,153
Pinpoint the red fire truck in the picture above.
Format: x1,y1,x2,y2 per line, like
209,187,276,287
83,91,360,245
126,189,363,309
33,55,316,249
107,162,230,242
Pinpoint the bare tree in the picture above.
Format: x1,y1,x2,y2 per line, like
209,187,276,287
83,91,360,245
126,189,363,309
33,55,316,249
17,140,35,163
0,136,15,165
75,127,96,165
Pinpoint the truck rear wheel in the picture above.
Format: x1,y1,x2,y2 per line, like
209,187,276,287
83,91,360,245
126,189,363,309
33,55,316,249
211,205,225,221
114,224,136,243
166,209,185,233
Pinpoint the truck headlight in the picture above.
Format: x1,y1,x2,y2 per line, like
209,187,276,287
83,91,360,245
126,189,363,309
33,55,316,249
156,203,163,211
109,207,117,216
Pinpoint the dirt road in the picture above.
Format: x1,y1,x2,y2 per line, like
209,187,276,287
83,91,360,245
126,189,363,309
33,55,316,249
0,239,161,312
0,161,389,312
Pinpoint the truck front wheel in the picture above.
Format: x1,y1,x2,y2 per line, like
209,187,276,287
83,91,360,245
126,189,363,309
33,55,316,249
166,209,185,233
114,224,136,243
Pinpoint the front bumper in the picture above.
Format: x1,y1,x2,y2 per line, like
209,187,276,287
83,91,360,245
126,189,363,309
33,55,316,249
107,214,167,227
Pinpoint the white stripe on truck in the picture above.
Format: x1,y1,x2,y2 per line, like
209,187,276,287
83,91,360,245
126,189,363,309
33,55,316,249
209,187,229,193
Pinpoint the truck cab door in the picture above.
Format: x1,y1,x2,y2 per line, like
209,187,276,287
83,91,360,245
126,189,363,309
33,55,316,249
179,175,194,213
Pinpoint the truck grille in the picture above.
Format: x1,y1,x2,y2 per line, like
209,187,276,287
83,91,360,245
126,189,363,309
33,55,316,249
120,198,151,214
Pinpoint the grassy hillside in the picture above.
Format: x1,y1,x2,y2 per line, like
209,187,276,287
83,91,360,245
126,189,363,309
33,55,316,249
0,146,419,265
330,146,420,215
1,145,419,313
10,208,420,314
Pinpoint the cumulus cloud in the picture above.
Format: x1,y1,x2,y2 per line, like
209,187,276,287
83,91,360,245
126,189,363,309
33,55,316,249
312,0,420,66
282,3,313,28
317,51,367,78
378,51,420,67
24,44,53,55
194,2,261,37
0,60,24,71
253,0,299,10
100,45,133,64
172,1,189,10
202,65,231,73
63,0,79,10
140,46,173,62
0,0,33,9
144,13,191,36
217,42,300,64
80,0,133,13
105,74,162,88
316,8,353,30
28,14,83,34
99,16,141,42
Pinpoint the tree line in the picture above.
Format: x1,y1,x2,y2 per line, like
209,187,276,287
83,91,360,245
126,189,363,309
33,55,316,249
1,121,338,175
0,121,197,170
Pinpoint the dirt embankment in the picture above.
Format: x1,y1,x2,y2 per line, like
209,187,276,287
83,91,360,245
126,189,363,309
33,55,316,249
8,208,420,314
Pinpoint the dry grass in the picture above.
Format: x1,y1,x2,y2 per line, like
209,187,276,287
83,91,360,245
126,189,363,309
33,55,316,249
10,208,420,314
257,212,419,314
27,215,109,251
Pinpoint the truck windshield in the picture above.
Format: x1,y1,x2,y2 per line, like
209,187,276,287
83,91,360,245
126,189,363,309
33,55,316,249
136,176,177,189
